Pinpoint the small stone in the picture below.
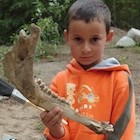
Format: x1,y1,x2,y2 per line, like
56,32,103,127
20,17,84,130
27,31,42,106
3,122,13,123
2,133,16,140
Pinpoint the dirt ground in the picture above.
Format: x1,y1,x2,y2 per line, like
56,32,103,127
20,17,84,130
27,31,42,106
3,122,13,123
0,27,140,139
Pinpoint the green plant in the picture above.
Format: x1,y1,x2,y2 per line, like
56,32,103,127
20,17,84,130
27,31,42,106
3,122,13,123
9,17,61,60
0,46,10,61
35,17,61,59
36,121,46,131
133,45,140,54
37,17,60,44
0,0,37,45
118,56,128,64
35,41,58,59
10,24,31,45
0,46,11,77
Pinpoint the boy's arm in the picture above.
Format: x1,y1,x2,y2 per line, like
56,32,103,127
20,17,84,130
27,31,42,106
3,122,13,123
43,77,70,140
106,73,135,140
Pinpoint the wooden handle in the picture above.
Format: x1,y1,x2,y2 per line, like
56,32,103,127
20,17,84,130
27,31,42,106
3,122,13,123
25,101,68,125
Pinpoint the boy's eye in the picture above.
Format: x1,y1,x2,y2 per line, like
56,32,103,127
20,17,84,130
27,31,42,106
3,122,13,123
74,37,82,42
91,37,99,42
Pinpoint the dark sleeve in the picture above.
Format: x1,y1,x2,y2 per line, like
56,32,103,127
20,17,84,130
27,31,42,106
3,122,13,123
106,72,135,140
0,79,13,97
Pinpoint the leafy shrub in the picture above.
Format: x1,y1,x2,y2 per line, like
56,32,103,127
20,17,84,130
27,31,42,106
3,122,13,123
10,16,61,59
0,0,37,45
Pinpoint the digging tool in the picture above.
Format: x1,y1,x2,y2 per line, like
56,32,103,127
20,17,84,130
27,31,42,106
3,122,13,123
0,79,67,125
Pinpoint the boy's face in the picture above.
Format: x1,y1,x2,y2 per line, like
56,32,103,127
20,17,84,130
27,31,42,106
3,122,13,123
64,19,114,66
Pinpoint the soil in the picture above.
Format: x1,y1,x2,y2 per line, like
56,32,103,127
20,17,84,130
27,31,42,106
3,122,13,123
0,27,140,139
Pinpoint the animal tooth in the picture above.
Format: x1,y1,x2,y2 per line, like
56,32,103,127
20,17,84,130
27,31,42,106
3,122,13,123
42,86,48,92
36,78,42,85
39,83,45,89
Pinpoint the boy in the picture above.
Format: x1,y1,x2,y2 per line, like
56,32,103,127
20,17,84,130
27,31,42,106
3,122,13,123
40,0,135,139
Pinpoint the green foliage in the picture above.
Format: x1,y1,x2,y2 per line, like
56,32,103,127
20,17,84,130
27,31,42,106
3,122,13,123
0,0,74,45
37,17,60,44
36,121,46,131
0,0,140,60
35,41,58,59
0,0,37,45
104,0,140,30
0,46,10,63
8,17,61,60
0,46,11,77
39,0,74,32
133,45,140,54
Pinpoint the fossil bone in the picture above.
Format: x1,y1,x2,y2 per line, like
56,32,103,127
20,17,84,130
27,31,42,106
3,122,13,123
2,23,114,134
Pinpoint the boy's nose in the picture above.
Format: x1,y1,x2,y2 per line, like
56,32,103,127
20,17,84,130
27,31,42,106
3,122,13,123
82,42,91,53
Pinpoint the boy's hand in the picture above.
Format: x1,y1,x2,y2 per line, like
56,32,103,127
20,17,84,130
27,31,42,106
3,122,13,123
40,107,65,138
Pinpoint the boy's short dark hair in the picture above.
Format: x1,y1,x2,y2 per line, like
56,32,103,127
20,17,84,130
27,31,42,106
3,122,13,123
66,0,111,34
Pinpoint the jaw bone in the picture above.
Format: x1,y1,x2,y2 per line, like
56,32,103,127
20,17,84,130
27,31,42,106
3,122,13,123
2,23,114,134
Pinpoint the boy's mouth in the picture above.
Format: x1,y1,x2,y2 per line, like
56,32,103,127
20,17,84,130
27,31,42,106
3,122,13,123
80,56,93,60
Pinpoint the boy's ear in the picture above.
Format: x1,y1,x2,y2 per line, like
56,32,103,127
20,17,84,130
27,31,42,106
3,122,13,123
63,29,69,42
105,30,114,46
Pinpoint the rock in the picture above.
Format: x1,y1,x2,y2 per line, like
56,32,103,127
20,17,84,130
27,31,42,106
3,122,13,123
127,28,140,43
0,95,9,101
115,36,136,47
2,134,16,140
